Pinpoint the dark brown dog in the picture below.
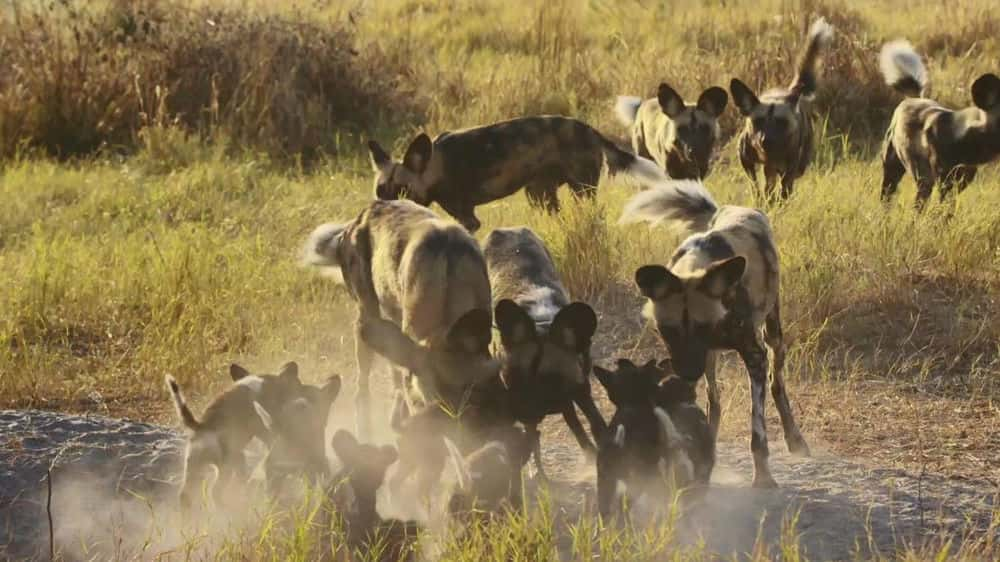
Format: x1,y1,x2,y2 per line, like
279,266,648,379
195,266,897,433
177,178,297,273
879,39,1000,206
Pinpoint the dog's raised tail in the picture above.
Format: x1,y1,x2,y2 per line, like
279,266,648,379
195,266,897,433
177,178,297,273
879,40,927,98
302,222,347,283
166,375,201,430
614,96,643,127
599,135,669,189
618,179,718,235
790,17,835,98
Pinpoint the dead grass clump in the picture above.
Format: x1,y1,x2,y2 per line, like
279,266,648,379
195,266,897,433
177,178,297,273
0,0,417,161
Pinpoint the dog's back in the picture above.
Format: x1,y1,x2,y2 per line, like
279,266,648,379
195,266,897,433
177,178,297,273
485,226,569,320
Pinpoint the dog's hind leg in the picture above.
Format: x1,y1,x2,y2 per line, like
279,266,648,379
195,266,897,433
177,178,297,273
561,403,597,457
909,154,936,211
764,304,809,457
704,351,721,441
354,315,375,439
740,339,777,488
525,424,548,481
939,166,977,200
881,141,906,203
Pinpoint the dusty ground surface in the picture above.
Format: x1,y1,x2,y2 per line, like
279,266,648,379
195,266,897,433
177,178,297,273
1,400,997,560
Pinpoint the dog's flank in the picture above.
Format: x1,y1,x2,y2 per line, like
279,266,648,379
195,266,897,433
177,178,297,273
730,17,834,199
880,40,927,98
879,39,1000,205
367,115,667,232
614,83,728,179
624,180,808,488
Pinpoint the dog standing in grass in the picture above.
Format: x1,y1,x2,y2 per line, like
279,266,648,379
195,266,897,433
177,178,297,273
303,199,499,437
367,115,668,232
730,18,834,200
879,40,1000,207
615,82,729,180
621,180,809,488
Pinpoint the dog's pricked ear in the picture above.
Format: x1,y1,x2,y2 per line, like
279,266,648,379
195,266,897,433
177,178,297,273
368,140,391,170
230,363,250,381
495,299,536,347
697,87,729,118
446,308,493,354
402,133,433,174
657,83,686,118
359,316,427,373
550,302,597,352
635,265,682,300
278,361,300,383
730,78,760,116
971,73,1000,111
331,429,360,466
698,256,747,298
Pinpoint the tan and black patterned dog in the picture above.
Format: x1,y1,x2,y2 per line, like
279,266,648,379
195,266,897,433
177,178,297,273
483,226,604,479
615,82,729,179
165,362,305,511
730,18,834,200
879,40,1000,207
366,115,667,232
303,199,498,436
620,180,809,488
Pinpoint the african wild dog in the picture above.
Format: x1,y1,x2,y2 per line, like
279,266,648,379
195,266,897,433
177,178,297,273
366,115,668,232
484,226,605,479
445,430,534,520
879,40,1000,207
730,18,834,200
593,359,707,517
250,375,341,497
303,199,498,437
165,362,304,511
615,82,729,179
620,180,809,488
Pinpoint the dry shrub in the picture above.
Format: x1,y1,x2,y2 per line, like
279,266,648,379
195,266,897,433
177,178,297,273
0,0,417,160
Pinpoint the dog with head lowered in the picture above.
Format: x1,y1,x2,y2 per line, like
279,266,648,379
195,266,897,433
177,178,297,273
484,226,604,479
730,18,834,200
303,199,499,437
620,180,809,488
879,40,1000,207
367,115,668,232
615,82,729,180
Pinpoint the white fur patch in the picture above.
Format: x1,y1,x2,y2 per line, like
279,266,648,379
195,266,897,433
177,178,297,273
879,40,927,92
618,180,718,235
653,407,683,449
614,479,628,505
252,401,273,431
613,424,626,448
522,286,562,324
236,375,264,395
614,96,643,126
443,437,471,493
808,17,834,46
626,155,669,189
301,222,347,283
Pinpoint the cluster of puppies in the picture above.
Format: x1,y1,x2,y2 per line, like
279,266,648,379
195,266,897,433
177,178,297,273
164,17,1000,559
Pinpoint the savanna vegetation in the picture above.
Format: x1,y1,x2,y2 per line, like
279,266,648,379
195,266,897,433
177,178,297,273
1,0,999,559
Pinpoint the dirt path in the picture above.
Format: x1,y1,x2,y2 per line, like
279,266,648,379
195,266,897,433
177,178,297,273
2,409,996,560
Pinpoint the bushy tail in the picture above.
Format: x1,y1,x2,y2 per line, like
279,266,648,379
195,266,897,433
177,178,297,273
879,40,927,98
614,96,643,127
618,179,719,235
166,375,201,430
790,17,835,97
302,222,347,283
599,134,669,189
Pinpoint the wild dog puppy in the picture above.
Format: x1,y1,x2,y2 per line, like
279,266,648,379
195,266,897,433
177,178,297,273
484,227,604,479
251,375,342,497
620,179,809,488
656,372,714,489
445,430,534,520
165,362,303,510
615,82,729,179
327,430,420,562
593,359,697,517
366,116,668,232
730,18,834,200
303,199,498,437
879,40,1000,207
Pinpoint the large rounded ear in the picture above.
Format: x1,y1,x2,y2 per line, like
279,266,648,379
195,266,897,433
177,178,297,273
278,361,300,383
495,299,537,347
657,82,686,118
368,140,391,170
550,302,597,352
729,78,760,116
446,308,493,354
359,316,426,373
698,256,747,298
230,363,250,381
697,87,729,118
402,133,433,174
971,73,1000,111
331,429,360,466
635,265,682,300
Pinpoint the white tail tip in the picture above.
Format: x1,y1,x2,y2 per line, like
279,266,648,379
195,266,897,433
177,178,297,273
614,96,643,127
809,17,834,44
